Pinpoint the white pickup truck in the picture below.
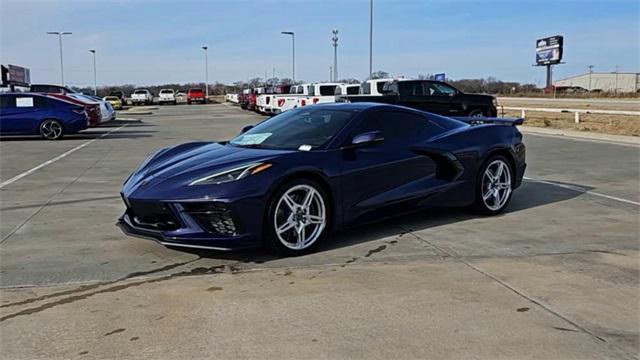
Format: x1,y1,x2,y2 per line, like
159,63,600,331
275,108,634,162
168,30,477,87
297,83,342,107
158,89,176,105
131,89,153,105
256,85,292,114
270,84,313,114
335,84,361,96
358,78,395,95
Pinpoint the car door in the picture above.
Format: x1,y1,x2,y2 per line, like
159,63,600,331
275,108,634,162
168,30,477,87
339,110,437,223
0,95,41,134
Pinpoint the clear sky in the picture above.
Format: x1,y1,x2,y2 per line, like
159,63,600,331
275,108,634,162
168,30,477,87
1,0,637,87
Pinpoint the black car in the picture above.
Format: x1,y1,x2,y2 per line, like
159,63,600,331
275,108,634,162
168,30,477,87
30,84,77,94
340,80,498,117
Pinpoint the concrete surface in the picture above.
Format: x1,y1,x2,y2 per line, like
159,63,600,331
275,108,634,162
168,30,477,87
1,103,638,359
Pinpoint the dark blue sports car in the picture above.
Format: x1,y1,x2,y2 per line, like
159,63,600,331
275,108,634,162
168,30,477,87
118,103,525,255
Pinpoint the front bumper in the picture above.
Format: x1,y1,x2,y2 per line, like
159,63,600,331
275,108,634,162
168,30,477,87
116,196,264,251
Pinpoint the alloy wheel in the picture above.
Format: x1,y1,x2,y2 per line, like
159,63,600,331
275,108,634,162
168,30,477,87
40,119,63,140
481,159,512,211
274,184,326,250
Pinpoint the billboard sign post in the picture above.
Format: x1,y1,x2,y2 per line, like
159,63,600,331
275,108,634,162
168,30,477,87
535,35,564,91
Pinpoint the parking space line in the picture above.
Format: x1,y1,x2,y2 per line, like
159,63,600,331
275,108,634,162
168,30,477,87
524,177,640,206
0,125,127,189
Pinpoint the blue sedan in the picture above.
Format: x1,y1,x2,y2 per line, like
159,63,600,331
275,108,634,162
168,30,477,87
0,93,88,140
118,103,526,256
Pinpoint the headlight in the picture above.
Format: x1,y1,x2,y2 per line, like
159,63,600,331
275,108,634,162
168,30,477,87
189,162,272,186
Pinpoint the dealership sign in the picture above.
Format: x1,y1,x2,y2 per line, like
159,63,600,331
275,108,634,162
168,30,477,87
536,35,563,65
1,64,31,86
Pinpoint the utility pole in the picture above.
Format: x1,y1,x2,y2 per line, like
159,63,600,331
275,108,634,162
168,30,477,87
47,31,72,86
588,65,594,92
281,32,295,83
202,46,209,100
369,0,373,79
89,49,97,95
332,29,338,81
615,65,619,93
329,66,333,82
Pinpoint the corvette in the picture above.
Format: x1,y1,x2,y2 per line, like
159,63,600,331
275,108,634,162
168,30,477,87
117,103,525,255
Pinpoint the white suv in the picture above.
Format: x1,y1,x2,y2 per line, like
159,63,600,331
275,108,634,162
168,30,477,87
158,89,176,105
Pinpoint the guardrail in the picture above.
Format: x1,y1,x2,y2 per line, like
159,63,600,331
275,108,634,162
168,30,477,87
499,105,640,123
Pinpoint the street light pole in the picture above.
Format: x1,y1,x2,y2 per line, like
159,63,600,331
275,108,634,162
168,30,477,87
281,31,295,83
47,31,72,86
89,49,97,95
369,0,373,79
615,65,619,93
332,29,338,81
588,65,594,92
202,46,209,100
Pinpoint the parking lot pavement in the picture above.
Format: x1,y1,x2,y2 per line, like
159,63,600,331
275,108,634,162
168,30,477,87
1,104,638,359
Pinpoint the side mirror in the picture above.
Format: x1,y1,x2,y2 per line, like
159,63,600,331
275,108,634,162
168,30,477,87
241,125,254,134
342,131,384,149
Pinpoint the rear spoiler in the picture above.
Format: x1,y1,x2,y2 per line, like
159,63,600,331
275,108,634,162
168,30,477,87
451,116,524,126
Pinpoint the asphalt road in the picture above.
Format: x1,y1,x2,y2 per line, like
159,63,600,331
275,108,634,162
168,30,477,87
1,104,638,359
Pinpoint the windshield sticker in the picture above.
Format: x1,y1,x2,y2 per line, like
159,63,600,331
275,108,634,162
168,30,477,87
234,133,272,145
298,145,312,151
16,97,34,107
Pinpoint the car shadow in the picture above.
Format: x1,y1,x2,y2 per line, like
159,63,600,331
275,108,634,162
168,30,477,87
174,180,588,263
0,129,155,141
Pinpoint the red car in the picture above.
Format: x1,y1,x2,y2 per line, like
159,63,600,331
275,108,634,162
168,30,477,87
187,88,206,104
47,93,101,126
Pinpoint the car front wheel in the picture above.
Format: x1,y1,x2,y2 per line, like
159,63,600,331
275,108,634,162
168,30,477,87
265,179,330,256
39,119,64,140
472,155,513,215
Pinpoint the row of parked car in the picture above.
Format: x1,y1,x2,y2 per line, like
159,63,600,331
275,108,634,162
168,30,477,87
104,88,208,107
227,78,499,118
0,84,117,140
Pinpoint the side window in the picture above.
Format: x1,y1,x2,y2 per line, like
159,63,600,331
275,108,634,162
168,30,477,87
347,86,360,95
352,111,426,145
33,96,49,108
0,95,16,108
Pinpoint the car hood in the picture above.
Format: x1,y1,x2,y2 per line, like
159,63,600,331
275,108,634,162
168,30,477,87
124,142,293,197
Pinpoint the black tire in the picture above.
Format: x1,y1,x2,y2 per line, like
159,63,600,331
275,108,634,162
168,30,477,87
472,155,514,215
468,108,485,117
39,119,64,140
264,179,331,256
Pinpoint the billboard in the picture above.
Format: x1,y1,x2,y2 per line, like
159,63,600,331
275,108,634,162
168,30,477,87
5,64,31,86
434,73,446,81
536,35,563,65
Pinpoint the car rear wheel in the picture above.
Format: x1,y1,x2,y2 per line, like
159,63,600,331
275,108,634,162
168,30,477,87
265,179,330,256
472,155,513,215
39,119,64,140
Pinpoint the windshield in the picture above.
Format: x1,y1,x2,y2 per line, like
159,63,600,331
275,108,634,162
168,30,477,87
134,90,147,94
160,90,173,94
229,108,356,150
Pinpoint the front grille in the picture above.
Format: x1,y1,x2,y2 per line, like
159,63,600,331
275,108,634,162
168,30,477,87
126,199,181,231
181,202,238,237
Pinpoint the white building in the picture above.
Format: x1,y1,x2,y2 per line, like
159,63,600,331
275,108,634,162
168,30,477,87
554,72,639,93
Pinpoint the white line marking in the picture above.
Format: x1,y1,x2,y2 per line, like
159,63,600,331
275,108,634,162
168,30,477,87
0,125,127,189
524,177,640,206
